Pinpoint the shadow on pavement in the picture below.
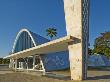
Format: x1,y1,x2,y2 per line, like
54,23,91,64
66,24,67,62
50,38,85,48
45,72,71,81
87,75,110,80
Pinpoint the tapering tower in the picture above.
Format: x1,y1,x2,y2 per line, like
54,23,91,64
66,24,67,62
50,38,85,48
64,0,89,80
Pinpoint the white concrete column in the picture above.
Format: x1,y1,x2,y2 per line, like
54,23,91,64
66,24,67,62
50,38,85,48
26,58,29,71
33,55,36,70
40,56,46,75
12,59,15,69
9,59,12,68
64,0,89,80
15,59,17,71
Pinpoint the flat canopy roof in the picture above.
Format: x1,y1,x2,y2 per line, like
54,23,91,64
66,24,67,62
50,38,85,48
4,35,75,59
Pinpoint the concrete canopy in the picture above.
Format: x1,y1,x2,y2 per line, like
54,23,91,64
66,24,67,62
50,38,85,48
4,35,74,59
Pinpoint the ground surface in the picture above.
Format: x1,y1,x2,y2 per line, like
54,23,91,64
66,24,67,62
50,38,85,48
0,69,110,82
0,65,110,82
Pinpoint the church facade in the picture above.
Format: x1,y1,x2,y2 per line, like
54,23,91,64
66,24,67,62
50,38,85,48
9,28,70,72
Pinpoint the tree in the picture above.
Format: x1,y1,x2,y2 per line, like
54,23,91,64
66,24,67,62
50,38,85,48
93,31,110,59
0,58,3,64
0,58,10,64
46,28,57,39
88,48,93,55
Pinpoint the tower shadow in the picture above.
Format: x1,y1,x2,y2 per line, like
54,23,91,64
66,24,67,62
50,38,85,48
87,75,110,80
45,72,71,81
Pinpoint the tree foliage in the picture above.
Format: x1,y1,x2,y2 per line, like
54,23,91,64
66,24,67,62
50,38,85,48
88,48,93,55
93,31,110,59
46,28,57,39
0,58,10,64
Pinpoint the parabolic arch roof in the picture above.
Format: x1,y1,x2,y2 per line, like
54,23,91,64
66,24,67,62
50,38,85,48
12,28,49,54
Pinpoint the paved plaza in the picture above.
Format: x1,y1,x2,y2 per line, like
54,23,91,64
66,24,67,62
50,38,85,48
0,69,110,82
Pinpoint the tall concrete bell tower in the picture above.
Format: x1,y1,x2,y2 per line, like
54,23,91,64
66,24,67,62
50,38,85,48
64,0,89,80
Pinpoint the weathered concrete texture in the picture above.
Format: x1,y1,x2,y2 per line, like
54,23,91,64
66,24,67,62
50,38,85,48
64,0,88,80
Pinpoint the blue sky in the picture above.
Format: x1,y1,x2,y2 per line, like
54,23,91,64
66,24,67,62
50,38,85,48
0,0,110,57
